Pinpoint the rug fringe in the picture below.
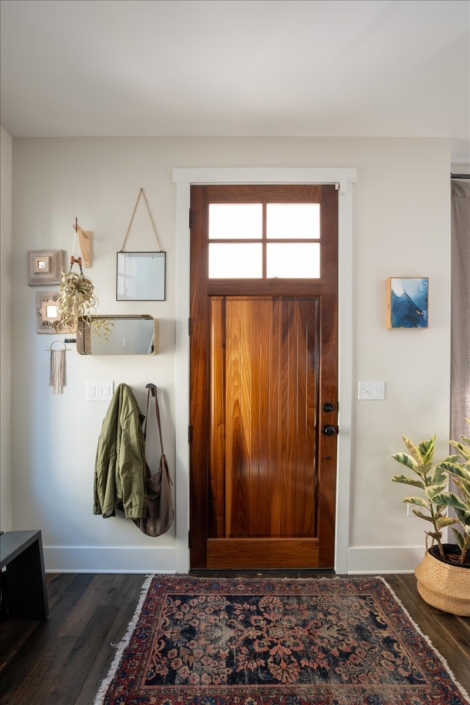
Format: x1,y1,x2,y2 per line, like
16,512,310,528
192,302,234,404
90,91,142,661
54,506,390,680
92,574,469,705
378,576,470,704
93,574,154,705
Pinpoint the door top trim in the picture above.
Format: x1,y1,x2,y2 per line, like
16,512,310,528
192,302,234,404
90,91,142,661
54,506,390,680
173,167,357,193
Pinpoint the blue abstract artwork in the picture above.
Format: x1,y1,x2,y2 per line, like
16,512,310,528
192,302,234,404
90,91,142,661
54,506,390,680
388,277,429,329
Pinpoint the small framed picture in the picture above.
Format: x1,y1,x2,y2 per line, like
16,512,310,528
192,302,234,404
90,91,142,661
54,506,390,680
36,291,74,334
28,250,64,286
387,277,429,329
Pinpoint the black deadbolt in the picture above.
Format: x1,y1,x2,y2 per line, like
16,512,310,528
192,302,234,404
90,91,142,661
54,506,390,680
323,402,335,412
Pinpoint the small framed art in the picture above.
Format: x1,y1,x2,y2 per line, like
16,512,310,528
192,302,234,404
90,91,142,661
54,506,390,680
28,250,64,286
387,277,429,329
36,291,74,334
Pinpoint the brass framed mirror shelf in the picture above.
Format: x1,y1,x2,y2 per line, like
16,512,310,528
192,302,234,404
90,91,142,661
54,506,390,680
76,315,158,356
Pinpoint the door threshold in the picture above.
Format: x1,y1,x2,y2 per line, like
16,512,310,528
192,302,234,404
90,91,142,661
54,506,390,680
189,569,336,578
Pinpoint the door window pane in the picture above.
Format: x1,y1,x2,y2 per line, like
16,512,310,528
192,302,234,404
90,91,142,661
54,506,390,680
267,203,320,239
209,204,263,239
209,243,263,278
267,243,320,278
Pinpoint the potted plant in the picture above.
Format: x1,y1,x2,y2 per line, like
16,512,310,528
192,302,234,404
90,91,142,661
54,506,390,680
391,423,470,616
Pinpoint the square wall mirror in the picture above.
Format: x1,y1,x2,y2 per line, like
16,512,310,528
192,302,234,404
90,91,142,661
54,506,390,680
117,252,166,301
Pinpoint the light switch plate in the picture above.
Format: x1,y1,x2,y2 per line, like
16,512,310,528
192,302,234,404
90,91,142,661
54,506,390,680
86,381,114,402
358,381,385,400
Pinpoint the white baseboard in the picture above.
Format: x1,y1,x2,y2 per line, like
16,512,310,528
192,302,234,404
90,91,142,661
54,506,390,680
44,544,424,575
348,546,424,574
44,546,177,573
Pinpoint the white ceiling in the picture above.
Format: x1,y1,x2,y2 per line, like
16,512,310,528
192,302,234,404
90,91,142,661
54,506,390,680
1,0,469,162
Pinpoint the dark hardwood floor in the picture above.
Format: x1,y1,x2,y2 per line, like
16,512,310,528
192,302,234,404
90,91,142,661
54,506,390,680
0,572,469,704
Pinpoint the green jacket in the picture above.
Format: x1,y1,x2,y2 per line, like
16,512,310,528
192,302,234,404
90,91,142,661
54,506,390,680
93,383,146,519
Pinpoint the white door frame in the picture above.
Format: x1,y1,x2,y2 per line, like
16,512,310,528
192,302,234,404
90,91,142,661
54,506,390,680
173,168,356,574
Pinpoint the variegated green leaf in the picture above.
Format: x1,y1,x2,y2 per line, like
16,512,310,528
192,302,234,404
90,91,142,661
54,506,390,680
391,474,425,490
451,528,466,551
440,455,462,465
426,531,443,540
418,436,435,464
431,492,468,512
449,441,470,461
436,517,458,529
447,463,470,494
425,483,448,501
411,508,434,522
403,496,427,507
442,463,470,486
431,466,447,485
454,508,470,528
392,453,419,471
401,436,422,464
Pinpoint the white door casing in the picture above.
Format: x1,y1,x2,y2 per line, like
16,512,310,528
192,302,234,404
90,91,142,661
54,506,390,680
173,168,356,574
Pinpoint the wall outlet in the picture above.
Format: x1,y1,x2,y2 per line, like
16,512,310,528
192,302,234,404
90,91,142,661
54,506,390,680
86,381,114,401
407,503,415,517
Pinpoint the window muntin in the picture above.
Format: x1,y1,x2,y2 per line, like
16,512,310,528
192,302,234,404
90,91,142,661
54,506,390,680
208,202,321,279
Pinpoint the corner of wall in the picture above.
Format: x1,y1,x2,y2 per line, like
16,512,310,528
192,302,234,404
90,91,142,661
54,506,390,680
0,126,13,531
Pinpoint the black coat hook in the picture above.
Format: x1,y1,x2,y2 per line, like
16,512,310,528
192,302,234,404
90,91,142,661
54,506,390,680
145,383,157,397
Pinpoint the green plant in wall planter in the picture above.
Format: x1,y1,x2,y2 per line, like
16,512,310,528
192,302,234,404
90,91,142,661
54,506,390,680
392,425,470,616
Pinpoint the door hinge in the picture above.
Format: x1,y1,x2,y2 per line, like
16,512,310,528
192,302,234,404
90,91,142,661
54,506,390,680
188,425,193,444
188,530,191,549
188,317,192,335
189,208,192,229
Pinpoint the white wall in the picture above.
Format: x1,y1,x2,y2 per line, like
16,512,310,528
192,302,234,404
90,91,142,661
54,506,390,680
11,137,451,573
0,126,13,532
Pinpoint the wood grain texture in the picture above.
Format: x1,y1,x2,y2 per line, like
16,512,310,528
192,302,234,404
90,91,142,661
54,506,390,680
210,297,319,542
209,298,226,538
189,186,210,569
207,538,319,569
191,184,338,570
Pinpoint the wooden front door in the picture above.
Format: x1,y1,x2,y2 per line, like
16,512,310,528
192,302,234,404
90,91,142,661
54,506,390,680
190,185,338,570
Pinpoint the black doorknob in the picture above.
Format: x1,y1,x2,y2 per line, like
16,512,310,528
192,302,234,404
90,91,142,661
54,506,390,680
323,425,338,436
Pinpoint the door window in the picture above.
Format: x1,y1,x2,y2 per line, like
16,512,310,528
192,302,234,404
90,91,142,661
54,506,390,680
208,201,322,279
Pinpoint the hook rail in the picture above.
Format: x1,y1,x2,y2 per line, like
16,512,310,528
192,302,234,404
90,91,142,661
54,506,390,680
46,340,71,352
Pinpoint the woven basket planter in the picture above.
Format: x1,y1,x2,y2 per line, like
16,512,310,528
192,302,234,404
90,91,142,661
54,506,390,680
415,544,470,616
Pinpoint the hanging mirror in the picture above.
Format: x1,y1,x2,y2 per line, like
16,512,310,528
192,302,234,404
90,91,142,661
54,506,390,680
117,252,166,301
117,188,166,301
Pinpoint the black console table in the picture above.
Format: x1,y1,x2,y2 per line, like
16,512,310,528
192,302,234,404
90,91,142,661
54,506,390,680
0,530,49,620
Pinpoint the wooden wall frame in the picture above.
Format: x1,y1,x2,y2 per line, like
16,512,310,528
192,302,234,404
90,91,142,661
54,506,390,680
36,291,74,334
28,250,64,286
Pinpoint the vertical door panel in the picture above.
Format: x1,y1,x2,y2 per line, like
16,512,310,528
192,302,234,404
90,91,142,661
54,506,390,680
210,297,319,543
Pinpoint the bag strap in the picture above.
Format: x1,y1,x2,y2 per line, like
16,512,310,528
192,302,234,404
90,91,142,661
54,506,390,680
120,188,163,253
144,387,165,457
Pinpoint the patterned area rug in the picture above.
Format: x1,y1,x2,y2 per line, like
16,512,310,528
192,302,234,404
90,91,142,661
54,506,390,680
95,576,469,705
